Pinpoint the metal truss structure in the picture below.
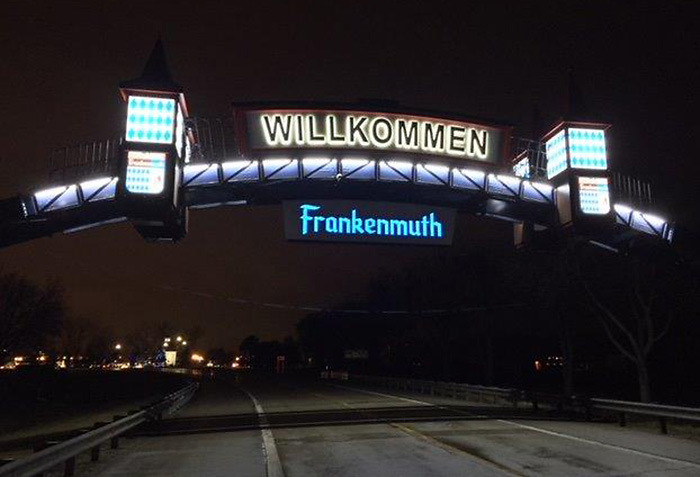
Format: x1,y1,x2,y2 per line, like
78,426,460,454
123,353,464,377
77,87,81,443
0,135,673,249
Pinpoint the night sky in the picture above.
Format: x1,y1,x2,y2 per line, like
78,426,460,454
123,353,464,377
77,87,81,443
1,1,698,349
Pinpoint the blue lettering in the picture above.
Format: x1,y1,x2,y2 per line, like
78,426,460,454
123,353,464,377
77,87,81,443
351,209,365,234
430,213,442,237
390,219,408,236
299,204,321,235
297,204,445,240
377,219,389,235
326,216,338,233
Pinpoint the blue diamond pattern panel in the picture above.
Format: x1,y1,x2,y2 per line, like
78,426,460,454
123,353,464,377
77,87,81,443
125,151,167,194
578,176,610,215
568,128,607,171
125,96,176,145
546,130,567,179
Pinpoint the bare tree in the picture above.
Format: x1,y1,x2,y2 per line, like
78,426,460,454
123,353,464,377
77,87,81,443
0,270,65,354
572,246,688,402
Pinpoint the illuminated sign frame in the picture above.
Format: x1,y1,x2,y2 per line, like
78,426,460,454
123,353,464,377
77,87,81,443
283,200,457,245
235,105,511,166
124,150,168,195
577,176,611,215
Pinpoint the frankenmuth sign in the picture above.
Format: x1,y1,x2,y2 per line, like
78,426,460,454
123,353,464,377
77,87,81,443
283,200,457,245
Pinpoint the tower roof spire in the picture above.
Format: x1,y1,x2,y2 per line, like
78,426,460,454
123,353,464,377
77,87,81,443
119,38,183,94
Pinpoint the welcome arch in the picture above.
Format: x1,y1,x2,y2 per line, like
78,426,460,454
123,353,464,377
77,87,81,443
0,43,674,252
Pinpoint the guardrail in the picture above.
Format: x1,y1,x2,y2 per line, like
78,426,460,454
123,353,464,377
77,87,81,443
590,398,700,434
329,373,700,435
0,381,198,477
348,374,518,407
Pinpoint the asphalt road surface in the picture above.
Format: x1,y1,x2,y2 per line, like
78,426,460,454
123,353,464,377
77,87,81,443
69,372,700,477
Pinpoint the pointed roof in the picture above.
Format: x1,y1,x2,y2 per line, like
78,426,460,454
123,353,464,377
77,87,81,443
565,67,589,121
119,38,183,93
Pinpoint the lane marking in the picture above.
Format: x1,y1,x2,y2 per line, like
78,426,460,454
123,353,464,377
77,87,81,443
391,423,526,477
330,385,521,476
242,389,285,477
337,383,700,471
332,383,486,417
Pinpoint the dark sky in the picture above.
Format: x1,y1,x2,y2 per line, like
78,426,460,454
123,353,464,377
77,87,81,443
0,1,698,349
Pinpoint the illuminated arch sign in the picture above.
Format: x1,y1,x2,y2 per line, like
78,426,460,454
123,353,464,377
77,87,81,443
283,200,457,245
236,107,510,164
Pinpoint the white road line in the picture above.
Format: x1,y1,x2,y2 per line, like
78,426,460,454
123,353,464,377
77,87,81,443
337,383,700,470
242,389,285,477
497,419,700,470
332,383,486,417
333,384,432,406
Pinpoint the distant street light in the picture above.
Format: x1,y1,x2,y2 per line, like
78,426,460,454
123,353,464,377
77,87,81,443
176,336,183,342
182,341,187,346
114,344,122,350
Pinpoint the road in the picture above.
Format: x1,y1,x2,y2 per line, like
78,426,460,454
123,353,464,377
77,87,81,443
68,372,700,477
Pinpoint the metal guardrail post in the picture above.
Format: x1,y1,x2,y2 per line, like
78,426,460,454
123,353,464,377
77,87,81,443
64,456,75,477
0,381,198,477
618,412,627,427
90,445,100,462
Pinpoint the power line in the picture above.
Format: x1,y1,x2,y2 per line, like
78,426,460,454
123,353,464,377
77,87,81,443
157,284,524,315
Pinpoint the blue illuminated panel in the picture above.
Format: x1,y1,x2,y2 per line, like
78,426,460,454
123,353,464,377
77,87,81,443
34,185,80,212
283,200,456,245
512,156,530,178
341,159,375,180
416,163,450,185
125,96,176,144
303,158,337,179
379,161,413,182
578,176,610,215
452,168,486,191
222,160,259,182
263,159,299,180
568,128,607,171
487,174,521,198
125,151,167,194
183,163,220,186
80,177,118,202
546,130,568,179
